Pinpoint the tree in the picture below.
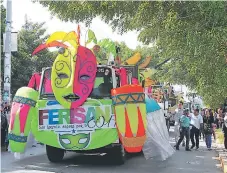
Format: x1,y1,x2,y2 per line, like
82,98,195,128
85,29,156,66
39,1,227,108
11,19,54,95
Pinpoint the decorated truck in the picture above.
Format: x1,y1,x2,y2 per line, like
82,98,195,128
8,29,174,164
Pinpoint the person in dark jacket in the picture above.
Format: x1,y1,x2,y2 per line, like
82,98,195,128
203,109,214,150
1,104,8,148
223,113,227,149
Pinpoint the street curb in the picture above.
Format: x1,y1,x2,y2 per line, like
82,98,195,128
216,150,226,173
215,132,227,173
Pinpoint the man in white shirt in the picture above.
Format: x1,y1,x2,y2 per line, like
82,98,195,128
190,109,203,149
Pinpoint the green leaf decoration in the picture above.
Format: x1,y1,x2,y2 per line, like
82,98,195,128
86,29,97,45
98,39,116,57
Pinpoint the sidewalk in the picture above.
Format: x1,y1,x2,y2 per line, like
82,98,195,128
213,131,227,173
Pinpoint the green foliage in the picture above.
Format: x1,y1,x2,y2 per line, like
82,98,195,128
86,29,97,45
98,38,116,57
117,42,134,62
1,4,5,35
39,1,227,108
135,45,158,68
1,4,6,92
11,20,54,95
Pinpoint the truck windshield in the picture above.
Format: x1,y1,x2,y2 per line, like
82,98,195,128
40,67,113,99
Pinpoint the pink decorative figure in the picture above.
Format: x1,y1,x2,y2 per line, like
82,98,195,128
44,80,53,93
28,73,41,91
132,77,139,85
148,86,152,98
119,68,128,86
9,87,38,134
10,103,32,134
71,46,97,109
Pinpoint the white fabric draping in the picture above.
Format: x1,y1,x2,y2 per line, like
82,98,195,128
143,109,175,160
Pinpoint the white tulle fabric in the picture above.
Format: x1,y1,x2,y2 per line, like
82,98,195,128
143,109,175,160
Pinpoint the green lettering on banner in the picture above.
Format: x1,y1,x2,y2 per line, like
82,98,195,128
59,109,70,124
85,107,95,123
95,106,110,122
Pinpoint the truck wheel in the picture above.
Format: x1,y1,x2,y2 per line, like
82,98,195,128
109,144,126,165
46,145,65,163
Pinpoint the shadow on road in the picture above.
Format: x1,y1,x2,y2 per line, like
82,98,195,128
2,151,144,173
62,152,143,166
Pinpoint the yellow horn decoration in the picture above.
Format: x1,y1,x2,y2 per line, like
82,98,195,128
125,52,141,65
46,31,67,44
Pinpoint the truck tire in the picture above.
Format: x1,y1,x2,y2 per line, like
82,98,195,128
46,145,65,163
108,144,126,165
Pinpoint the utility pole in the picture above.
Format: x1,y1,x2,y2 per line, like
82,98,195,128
3,0,12,103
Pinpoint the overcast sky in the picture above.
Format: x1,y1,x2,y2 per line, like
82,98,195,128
3,0,142,49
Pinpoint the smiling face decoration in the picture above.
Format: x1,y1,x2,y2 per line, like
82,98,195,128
51,46,97,109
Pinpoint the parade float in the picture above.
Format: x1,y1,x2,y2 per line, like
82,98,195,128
8,28,174,164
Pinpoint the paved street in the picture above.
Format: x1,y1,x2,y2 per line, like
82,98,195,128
1,127,222,173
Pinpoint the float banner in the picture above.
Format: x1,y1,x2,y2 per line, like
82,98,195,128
38,105,116,134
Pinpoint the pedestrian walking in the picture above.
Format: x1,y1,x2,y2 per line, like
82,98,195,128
1,104,8,149
218,108,224,129
223,113,227,149
199,108,205,140
190,109,203,150
175,109,191,151
203,109,214,150
174,102,184,145
214,110,219,129
209,110,216,143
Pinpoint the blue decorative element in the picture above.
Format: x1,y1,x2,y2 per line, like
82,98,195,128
48,109,59,125
112,93,145,105
72,129,76,133
47,100,60,106
13,96,36,107
8,133,27,143
145,95,161,113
